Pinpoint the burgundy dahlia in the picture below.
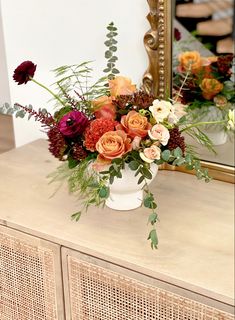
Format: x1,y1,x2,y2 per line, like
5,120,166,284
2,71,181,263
13,61,37,85
58,110,89,138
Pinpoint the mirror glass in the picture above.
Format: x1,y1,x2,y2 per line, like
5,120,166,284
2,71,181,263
173,0,234,167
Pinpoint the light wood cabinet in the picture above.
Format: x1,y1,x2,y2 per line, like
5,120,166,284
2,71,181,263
0,140,234,319
0,226,64,320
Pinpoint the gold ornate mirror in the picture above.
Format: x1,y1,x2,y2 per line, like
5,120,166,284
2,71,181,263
144,0,234,183
143,0,172,99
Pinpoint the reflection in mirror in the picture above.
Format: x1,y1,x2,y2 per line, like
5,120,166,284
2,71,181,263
173,0,235,168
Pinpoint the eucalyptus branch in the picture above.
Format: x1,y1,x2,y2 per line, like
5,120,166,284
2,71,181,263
143,179,158,250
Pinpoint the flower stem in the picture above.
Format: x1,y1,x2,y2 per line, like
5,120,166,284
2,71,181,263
173,68,191,104
180,120,226,132
30,77,66,107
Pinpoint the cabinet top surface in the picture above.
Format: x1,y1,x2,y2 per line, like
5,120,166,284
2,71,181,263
0,139,234,304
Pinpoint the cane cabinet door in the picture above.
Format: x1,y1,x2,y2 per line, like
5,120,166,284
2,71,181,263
0,225,65,320
61,247,234,320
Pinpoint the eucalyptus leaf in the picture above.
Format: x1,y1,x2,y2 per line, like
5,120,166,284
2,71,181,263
137,175,145,185
148,229,158,249
128,161,139,171
173,147,183,158
148,212,158,225
142,167,152,180
112,68,120,74
110,46,117,52
161,150,171,162
105,51,112,58
99,186,109,198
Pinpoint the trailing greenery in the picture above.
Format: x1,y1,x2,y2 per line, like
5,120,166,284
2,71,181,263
47,146,211,249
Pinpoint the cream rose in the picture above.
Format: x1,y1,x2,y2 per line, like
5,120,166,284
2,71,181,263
96,130,132,162
149,99,171,123
140,145,161,163
148,124,170,146
109,76,136,97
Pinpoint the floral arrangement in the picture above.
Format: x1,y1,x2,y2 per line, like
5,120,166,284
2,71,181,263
173,48,235,132
1,23,234,249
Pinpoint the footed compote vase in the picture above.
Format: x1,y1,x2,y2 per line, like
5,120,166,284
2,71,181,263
105,164,158,211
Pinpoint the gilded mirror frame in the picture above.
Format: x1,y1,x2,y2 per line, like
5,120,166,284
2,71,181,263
143,0,234,184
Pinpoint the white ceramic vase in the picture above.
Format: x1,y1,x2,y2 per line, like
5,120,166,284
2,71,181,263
105,164,158,211
198,106,227,146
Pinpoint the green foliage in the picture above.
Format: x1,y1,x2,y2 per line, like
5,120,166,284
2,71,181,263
0,102,20,116
103,22,120,79
48,159,110,218
0,102,50,121
52,61,109,116
148,229,158,249
71,211,82,221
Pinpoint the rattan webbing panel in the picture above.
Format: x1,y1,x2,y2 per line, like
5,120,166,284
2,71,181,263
67,257,234,320
0,231,58,320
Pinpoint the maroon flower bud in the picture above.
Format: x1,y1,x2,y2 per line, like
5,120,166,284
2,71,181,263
174,28,181,42
13,61,37,85
58,110,89,138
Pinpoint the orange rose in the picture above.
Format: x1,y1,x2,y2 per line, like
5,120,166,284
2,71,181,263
120,110,151,138
200,78,223,100
178,51,202,73
109,76,136,97
91,96,116,119
96,130,132,162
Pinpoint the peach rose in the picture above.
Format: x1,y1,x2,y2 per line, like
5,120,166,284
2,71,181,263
200,78,223,100
109,76,136,97
120,110,151,138
178,51,202,73
92,96,116,119
140,145,161,163
148,124,170,146
132,136,142,150
96,130,132,162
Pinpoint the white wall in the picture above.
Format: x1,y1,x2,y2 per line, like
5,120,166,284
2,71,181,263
1,0,149,147
0,3,10,104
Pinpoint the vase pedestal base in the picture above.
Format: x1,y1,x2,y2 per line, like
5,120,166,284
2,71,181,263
105,190,143,211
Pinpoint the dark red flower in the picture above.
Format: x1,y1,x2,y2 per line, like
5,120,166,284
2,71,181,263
174,28,181,42
13,61,37,85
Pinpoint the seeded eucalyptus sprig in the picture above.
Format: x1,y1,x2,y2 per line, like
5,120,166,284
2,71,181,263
156,147,212,183
103,22,120,79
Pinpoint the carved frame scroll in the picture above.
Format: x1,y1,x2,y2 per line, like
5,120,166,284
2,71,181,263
143,0,172,99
